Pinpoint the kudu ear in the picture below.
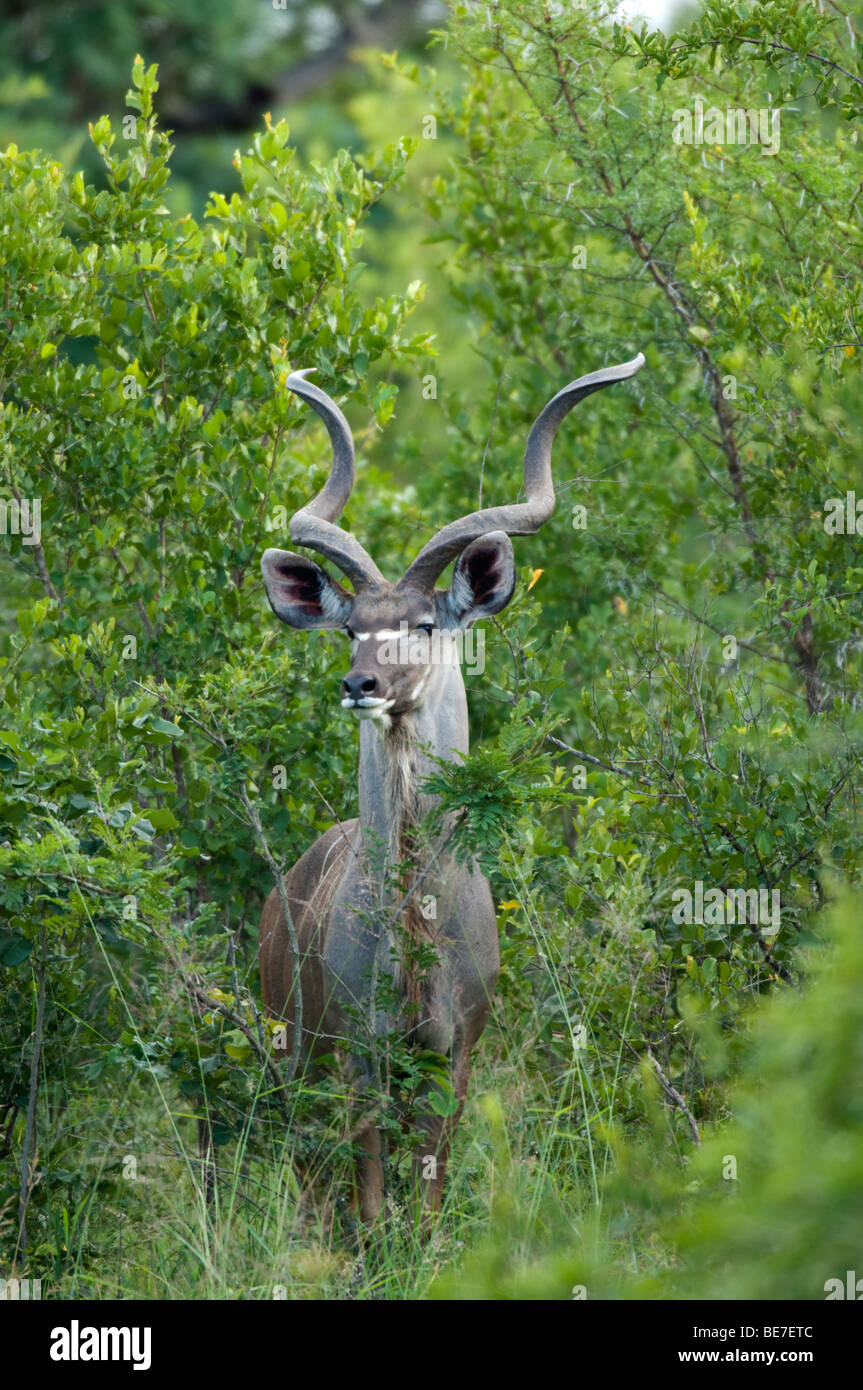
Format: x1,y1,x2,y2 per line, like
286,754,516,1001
261,549,353,630
439,531,516,628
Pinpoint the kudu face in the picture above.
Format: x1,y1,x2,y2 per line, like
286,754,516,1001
261,532,515,725
261,359,644,717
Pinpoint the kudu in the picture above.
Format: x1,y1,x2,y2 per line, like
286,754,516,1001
259,352,644,1224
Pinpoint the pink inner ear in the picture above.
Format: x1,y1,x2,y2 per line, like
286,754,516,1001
469,565,501,607
464,546,504,607
275,564,325,618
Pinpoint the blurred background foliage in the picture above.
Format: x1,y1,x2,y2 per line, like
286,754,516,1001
0,0,861,1299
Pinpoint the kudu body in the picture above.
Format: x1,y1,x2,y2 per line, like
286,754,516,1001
259,353,644,1222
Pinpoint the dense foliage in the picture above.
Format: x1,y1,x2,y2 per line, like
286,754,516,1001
1,1,861,1298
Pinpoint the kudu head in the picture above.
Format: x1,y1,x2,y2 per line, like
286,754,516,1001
261,358,644,725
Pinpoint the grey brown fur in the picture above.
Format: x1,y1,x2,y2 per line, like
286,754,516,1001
259,352,644,1223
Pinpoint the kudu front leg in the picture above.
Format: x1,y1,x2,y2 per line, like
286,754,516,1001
355,1117,385,1224
348,1053,387,1225
409,1041,471,1225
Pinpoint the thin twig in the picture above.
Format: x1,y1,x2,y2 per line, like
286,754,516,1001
646,1049,702,1148
17,924,47,1254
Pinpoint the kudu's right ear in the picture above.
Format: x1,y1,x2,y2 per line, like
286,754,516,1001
261,549,353,630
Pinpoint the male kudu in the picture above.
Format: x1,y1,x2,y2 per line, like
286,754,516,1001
259,352,644,1223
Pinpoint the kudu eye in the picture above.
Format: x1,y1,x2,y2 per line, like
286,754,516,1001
415,623,434,635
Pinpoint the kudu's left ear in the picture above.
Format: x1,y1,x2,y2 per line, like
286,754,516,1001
261,549,353,629
440,531,516,628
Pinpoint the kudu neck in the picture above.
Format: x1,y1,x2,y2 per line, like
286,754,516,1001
357,657,468,848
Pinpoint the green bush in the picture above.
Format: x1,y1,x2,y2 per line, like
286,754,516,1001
2,0,862,1298
433,890,863,1300
0,58,428,1260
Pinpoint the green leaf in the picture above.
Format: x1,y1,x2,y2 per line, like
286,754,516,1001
0,936,32,968
149,717,183,738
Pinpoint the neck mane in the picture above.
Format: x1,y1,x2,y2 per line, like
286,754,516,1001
356,658,469,1003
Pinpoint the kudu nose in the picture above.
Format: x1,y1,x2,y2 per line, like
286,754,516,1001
342,673,380,701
